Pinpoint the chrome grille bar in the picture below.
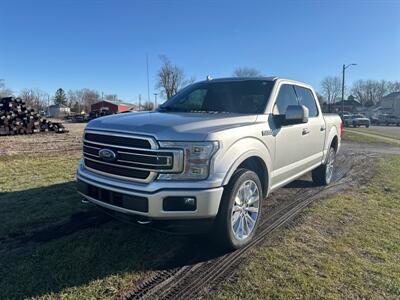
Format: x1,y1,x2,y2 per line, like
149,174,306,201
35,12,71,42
82,130,183,182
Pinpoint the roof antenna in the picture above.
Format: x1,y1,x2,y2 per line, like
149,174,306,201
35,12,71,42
206,75,213,81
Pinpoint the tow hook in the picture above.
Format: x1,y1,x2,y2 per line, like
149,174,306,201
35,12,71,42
137,216,152,225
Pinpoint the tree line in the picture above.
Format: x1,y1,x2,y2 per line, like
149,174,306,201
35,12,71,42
0,79,123,113
320,76,400,107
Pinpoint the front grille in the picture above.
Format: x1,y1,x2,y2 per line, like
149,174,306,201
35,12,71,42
85,132,152,149
84,158,150,179
82,131,182,182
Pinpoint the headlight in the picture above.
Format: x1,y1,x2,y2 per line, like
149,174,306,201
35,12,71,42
158,141,219,180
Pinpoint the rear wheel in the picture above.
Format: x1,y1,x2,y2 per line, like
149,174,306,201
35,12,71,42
312,147,336,186
213,169,262,250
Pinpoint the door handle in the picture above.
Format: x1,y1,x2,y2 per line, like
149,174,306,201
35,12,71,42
320,126,326,131
302,128,310,135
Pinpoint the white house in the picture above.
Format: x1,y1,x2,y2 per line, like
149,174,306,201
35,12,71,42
48,104,71,118
379,92,400,117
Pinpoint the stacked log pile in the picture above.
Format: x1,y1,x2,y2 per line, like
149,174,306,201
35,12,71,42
0,97,67,136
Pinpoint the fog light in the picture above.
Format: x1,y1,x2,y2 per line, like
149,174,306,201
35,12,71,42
163,196,197,211
184,197,196,206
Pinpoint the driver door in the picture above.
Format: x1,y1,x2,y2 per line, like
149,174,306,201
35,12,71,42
271,84,309,187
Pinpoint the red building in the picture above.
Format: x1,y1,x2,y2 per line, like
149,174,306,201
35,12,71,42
91,100,133,114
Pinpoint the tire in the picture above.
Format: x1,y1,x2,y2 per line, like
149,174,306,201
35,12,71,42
366,124,370,128
213,169,262,250
312,147,336,186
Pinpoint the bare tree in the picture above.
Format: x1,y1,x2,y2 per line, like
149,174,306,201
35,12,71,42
0,79,13,98
19,89,49,111
320,76,341,105
315,92,326,106
351,79,387,107
67,89,85,113
81,88,100,112
142,101,154,111
105,94,118,101
156,55,193,100
387,81,400,94
232,67,261,77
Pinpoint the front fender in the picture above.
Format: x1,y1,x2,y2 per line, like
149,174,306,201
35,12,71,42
215,137,273,190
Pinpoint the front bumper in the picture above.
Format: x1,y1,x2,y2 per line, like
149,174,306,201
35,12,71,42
76,166,224,220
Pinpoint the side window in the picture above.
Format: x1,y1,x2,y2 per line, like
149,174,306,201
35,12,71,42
273,84,298,115
294,86,318,117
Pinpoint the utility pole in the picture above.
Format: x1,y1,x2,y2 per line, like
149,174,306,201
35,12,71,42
341,63,357,115
154,93,158,109
341,64,345,115
138,94,141,111
146,53,150,102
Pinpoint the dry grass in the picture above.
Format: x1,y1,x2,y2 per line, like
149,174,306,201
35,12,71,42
0,122,85,156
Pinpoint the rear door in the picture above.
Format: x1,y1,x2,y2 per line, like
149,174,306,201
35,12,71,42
293,85,326,168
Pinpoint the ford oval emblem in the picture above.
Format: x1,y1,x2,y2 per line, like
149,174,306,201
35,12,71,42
99,149,117,161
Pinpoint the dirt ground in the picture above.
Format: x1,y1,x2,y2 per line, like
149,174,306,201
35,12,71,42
0,122,85,156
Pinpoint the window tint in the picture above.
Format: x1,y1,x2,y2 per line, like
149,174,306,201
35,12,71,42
294,86,318,117
177,89,207,111
273,84,298,115
160,81,274,114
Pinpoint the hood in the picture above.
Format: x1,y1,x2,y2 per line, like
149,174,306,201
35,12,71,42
86,111,258,141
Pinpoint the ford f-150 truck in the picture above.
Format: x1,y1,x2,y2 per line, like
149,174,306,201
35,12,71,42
77,77,342,249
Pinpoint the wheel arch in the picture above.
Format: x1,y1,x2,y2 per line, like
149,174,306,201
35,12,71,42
222,153,270,197
330,135,339,152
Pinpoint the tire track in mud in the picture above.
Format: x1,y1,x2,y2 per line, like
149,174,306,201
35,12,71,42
122,151,375,300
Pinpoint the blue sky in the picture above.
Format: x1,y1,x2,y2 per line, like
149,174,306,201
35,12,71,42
1,0,399,103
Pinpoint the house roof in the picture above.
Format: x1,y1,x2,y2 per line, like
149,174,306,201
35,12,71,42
382,92,400,99
93,100,135,107
331,99,361,106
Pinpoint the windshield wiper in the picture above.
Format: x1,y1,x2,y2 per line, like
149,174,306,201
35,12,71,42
157,107,232,114
157,106,175,112
187,110,233,114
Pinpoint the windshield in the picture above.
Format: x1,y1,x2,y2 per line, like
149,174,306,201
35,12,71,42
158,80,275,114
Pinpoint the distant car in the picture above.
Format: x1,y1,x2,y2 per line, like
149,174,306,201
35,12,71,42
350,114,370,128
382,115,400,126
370,116,380,125
373,114,400,126
341,114,353,127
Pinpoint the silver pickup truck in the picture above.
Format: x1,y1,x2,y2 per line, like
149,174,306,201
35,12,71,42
77,77,343,249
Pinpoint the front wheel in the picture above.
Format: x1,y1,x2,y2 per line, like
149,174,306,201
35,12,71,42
312,147,336,186
213,169,262,250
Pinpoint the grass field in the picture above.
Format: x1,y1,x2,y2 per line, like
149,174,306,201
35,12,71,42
215,156,400,299
343,129,400,145
0,152,185,299
355,126,400,140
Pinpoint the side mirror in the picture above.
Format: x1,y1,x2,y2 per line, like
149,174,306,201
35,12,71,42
284,105,309,125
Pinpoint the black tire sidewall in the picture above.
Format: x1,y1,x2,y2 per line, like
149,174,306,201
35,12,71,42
217,169,262,250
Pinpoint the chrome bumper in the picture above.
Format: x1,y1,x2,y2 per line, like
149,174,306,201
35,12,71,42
76,166,224,220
